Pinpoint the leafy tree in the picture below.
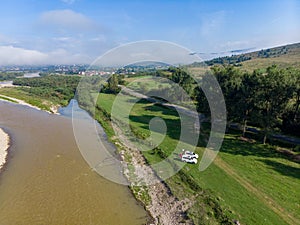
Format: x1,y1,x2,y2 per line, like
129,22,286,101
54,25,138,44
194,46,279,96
105,74,121,94
169,68,197,102
12,75,81,106
237,70,261,136
209,65,298,140
290,68,300,121
281,68,300,136
0,72,24,81
253,65,294,144
211,65,243,122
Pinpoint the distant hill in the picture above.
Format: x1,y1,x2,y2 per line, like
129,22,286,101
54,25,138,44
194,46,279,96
198,42,300,71
124,61,170,70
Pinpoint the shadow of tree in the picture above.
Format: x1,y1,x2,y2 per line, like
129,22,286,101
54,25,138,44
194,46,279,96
129,112,208,148
221,137,286,159
258,159,300,179
128,98,210,148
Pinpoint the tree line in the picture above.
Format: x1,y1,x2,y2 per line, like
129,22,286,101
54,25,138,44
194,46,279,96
0,72,24,81
155,65,300,143
13,75,81,105
15,66,298,144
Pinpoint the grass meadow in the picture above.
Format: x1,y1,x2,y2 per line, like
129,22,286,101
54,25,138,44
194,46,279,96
96,92,300,224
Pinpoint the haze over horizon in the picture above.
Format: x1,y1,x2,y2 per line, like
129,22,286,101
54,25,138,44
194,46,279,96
0,0,299,65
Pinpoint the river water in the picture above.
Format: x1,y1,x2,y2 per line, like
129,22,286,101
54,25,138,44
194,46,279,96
0,101,148,225
23,72,40,78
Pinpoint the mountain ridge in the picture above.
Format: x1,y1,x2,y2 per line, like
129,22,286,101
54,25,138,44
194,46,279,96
198,42,300,70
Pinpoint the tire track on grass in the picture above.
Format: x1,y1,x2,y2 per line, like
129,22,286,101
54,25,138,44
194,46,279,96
213,156,299,225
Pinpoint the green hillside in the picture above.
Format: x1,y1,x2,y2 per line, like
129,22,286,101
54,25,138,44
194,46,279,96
203,42,300,71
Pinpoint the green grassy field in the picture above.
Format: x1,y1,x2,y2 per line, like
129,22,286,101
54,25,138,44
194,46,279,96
240,42,300,71
192,51,300,73
240,53,300,71
2,82,299,224
96,92,300,225
124,75,172,92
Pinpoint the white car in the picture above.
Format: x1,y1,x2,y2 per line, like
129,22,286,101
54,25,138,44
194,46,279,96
181,155,198,164
183,150,199,159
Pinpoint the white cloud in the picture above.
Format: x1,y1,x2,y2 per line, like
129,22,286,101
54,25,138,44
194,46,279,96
40,9,97,32
0,45,92,65
47,48,91,64
200,11,226,37
61,0,76,4
218,40,255,52
0,34,18,45
90,35,107,42
52,36,72,42
92,41,200,67
0,46,47,65
13,9,113,64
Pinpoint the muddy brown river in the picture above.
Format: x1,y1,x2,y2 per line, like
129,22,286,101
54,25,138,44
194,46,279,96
0,101,148,225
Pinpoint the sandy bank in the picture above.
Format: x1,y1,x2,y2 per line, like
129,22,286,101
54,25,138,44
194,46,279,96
0,81,14,88
0,94,41,110
0,128,10,171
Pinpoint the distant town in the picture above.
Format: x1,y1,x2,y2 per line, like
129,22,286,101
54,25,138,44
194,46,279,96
0,62,170,76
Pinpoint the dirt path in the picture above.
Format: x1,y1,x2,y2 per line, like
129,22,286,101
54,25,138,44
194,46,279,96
213,156,300,225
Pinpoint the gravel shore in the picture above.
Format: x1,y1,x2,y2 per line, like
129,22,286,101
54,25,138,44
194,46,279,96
0,128,10,171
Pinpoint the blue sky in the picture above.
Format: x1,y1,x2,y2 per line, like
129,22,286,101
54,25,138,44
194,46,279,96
0,0,299,65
